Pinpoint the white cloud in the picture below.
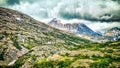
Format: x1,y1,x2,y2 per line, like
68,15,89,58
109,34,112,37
2,0,120,32
87,22,120,32
5,0,119,20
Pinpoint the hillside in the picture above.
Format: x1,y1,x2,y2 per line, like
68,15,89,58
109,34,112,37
0,7,90,67
0,7,120,68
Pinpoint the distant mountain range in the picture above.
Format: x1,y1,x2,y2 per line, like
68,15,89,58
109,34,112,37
49,18,120,42
49,18,102,36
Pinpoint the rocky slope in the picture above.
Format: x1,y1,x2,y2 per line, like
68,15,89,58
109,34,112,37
0,7,90,67
104,27,120,41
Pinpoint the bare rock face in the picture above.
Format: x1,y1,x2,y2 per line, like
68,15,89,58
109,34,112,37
0,32,29,66
105,27,120,36
105,27,120,40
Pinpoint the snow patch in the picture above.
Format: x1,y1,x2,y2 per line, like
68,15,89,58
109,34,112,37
8,60,16,66
16,17,21,21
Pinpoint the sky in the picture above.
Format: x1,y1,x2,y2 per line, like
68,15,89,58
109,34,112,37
0,0,120,32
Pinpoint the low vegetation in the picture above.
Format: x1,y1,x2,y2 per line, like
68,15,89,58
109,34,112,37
9,39,120,68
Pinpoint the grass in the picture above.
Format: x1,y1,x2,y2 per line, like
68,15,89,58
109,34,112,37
34,58,73,68
90,59,111,68
2,36,120,68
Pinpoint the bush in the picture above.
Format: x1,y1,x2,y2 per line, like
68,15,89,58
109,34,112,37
34,59,54,68
65,53,70,56
92,55,101,60
111,55,120,61
104,54,112,58
106,49,113,53
58,59,72,68
35,61,54,68
34,59,72,68
13,39,22,50
99,44,106,48
90,59,110,68
0,51,4,60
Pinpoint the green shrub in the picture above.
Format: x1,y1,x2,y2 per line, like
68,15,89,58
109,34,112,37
99,44,106,48
104,54,112,58
90,59,111,68
111,55,120,61
65,53,70,56
34,59,54,68
58,59,72,68
0,51,4,60
34,59,72,68
91,55,102,60
13,39,22,50
106,49,113,53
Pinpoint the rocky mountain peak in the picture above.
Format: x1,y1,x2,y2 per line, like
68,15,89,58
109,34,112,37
49,18,60,23
49,18,61,25
105,27,120,41
49,18,102,36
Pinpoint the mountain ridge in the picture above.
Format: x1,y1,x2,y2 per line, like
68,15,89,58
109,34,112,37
49,18,102,36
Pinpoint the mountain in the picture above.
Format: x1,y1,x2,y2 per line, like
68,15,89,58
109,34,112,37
0,7,90,67
49,18,102,36
0,7,120,68
104,27,120,41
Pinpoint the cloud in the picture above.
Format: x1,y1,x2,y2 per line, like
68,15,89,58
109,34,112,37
2,0,120,22
0,0,7,5
59,19,120,32
58,0,120,22
87,22,120,32
1,0,120,32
